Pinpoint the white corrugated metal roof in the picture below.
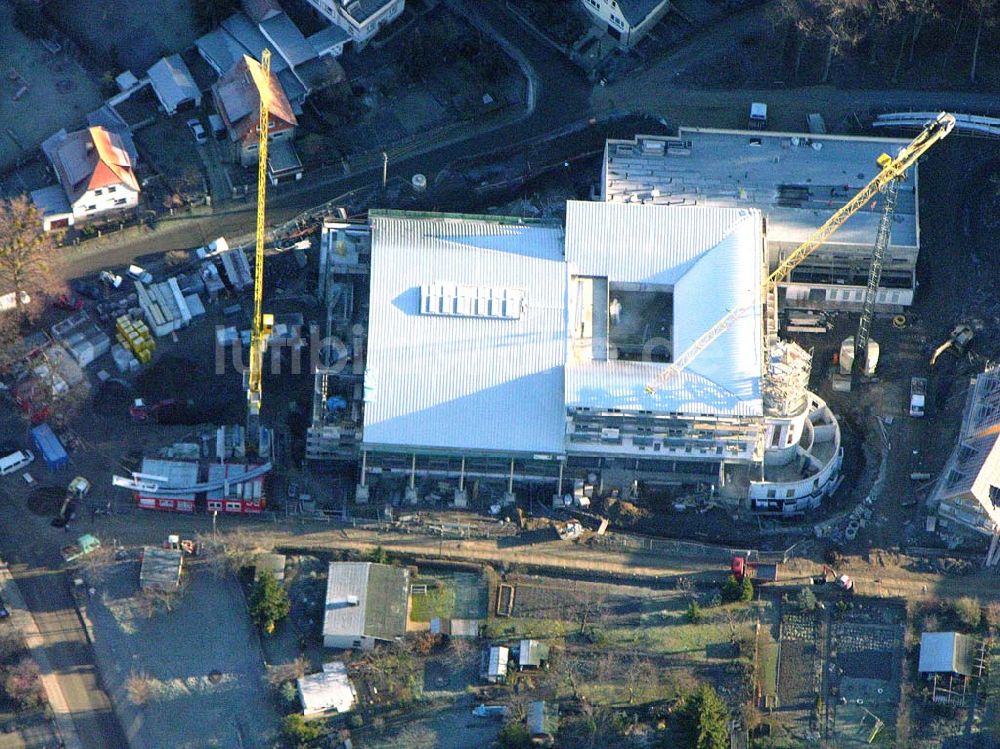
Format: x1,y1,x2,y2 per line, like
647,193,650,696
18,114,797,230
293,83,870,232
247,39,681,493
323,562,369,640
363,212,567,455
565,200,755,285
564,202,762,415
919,632,975,676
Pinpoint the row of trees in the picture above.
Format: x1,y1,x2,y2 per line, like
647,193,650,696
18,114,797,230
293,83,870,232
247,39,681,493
774,0,1000,83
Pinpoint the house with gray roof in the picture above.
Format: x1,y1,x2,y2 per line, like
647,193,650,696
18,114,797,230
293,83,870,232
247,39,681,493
322,562,409,650
147,54,202,115
195,2,344,108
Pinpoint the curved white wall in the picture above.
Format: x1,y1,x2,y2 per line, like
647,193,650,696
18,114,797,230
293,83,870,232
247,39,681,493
749,393,842,513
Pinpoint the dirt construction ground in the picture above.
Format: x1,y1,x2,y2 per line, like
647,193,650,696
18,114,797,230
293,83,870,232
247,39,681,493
85,562,280,749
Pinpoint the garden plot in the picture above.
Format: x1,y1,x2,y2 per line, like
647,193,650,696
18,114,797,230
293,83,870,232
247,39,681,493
777,611,820,708
827,605,904,748
832,623,902,681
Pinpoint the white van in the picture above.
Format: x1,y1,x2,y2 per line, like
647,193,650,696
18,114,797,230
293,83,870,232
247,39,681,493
0,450,34,476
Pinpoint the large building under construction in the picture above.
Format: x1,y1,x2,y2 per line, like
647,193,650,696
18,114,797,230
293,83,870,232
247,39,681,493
933,367,1000,540
309,201,843,514
602,128,919,309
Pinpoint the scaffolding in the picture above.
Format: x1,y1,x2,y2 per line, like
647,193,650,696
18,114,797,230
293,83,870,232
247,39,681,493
306,220,371,460
762,340,812,418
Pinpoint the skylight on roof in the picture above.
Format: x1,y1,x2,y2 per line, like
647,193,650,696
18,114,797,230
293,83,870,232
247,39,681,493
420,282,524,319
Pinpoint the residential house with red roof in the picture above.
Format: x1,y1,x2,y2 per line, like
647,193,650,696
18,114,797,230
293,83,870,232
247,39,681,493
33,126,140,231
212,55,302,182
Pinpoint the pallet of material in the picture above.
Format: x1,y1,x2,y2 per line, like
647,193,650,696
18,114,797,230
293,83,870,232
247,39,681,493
219,248,252,290
135,279,191,336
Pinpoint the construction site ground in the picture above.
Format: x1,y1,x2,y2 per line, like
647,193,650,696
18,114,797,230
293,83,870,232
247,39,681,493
784,135,1000,559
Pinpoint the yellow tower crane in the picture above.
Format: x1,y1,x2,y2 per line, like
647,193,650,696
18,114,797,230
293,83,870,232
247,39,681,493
644,111,955,397
245,49,275,454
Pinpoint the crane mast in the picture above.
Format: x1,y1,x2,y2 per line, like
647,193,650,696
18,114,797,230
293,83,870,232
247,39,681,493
853,176,899,377
644,112,955,397
246,49,274,452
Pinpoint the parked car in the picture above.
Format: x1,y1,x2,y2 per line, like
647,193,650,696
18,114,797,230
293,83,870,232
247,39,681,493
53,292,83,311
0,597,8,619
127,264,153,284
186,118,207,145
0,449,34,476
70,279,102,300
99,270,122,288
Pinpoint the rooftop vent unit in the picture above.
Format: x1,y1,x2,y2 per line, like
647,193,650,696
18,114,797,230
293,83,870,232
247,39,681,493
641,139,665,155
420,282,524,320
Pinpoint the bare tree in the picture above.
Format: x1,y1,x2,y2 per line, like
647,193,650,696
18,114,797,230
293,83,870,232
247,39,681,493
197,528,265,576
968,0,998,82
817,0,868,82
2,657,44,708
624,652,657,705
0,197,62,327
394,725,437,749
77,543,116,585
125,670,155,705
771,0,822,78
266,656,309,686
443,637,476,671
575,591,608,635
904,0,942,62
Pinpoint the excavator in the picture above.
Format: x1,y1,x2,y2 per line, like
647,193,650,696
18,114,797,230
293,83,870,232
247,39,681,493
929,324,974,366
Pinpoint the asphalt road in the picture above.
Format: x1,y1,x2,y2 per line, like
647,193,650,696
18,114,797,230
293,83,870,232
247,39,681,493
0,555,129,749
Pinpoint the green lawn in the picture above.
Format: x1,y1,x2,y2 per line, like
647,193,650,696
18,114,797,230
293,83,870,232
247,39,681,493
602,620,754,657
482,617,577,641
409,581,457,622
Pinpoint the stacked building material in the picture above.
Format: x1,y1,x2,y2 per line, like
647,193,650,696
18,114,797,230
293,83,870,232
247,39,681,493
116,315,156,364
135,279,192,337
219,247,252,290
51,312,110,367
111,344,139,373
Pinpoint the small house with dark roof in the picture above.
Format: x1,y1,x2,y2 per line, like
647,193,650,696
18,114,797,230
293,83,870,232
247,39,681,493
322,562,409,650
527,700,557,744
